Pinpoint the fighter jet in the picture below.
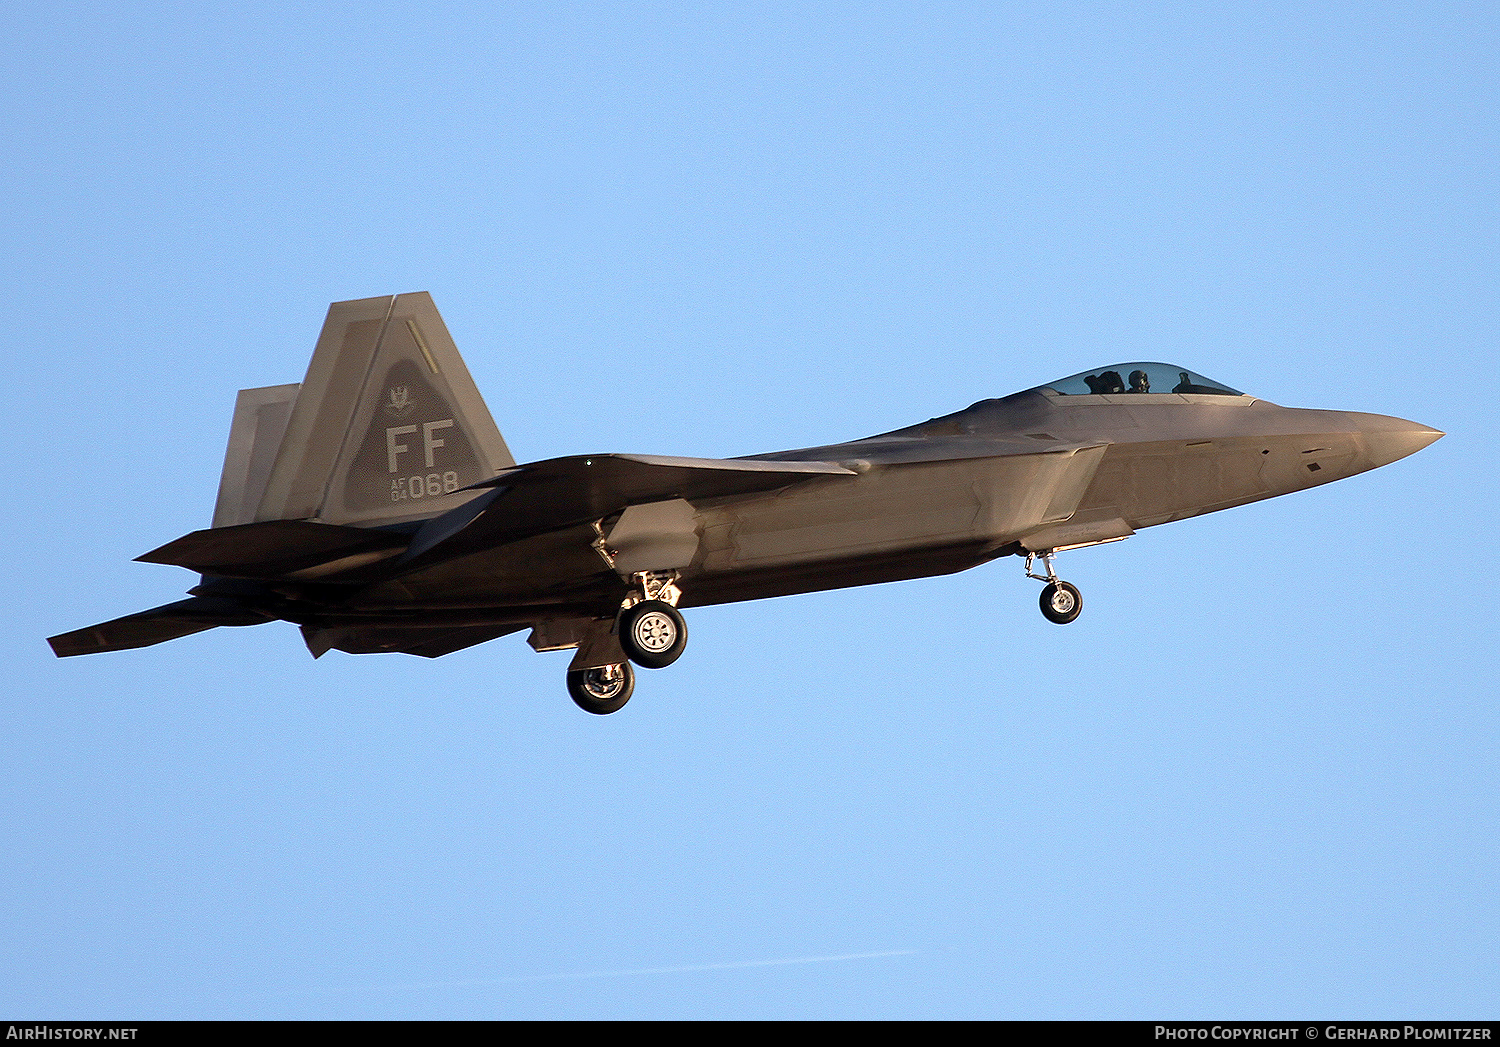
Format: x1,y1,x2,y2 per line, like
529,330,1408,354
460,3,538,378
49,293,1443,713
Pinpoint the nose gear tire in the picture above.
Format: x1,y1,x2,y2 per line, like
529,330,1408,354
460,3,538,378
1039,581,1083,625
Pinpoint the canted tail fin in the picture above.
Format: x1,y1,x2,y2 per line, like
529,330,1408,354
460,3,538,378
49,294,516,657
212,383,300,527
235,293,514,527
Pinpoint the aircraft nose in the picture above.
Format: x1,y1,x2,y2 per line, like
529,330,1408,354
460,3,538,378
1357,415,1444,468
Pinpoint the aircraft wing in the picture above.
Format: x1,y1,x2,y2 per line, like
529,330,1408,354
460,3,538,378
136,519,410,580
402,453,858,562
130,454,856,580
468,453,856,499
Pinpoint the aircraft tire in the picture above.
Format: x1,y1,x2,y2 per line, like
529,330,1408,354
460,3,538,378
618,600,688,669
1039,581,1083,625
567,661,635,714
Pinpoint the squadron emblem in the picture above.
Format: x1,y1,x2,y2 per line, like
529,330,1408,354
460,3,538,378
383,385,414,419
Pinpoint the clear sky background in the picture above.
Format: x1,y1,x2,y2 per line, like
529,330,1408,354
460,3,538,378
3,0,1495,1019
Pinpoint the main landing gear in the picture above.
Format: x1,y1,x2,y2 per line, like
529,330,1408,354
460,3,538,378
567,572,689,715
1025,550,1083,625
619,599,688,669
567,662,635,715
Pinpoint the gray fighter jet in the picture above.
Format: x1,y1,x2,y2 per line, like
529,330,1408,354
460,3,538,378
49,293,1443,713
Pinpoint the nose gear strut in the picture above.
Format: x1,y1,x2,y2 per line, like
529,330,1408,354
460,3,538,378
1025,550,1083,625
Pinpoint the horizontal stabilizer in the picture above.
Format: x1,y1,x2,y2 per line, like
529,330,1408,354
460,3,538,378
138,519,409,580
48,597,271,657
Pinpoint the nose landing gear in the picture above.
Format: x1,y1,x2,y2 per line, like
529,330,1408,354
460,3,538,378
1039,579,1083,624
1025,550,1083,625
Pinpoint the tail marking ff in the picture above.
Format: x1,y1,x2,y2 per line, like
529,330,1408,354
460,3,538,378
247,292,514,527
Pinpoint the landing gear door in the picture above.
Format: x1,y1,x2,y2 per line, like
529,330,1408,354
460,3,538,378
605,498,700,575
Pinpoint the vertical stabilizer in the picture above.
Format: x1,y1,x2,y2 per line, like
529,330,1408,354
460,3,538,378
255,293,515,526
212,384,299,527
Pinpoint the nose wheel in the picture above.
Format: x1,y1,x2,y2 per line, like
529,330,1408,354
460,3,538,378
1025,551,1083,625
1039,580,1082,624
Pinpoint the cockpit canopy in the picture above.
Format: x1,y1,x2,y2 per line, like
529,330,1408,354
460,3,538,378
1035,363,1244,397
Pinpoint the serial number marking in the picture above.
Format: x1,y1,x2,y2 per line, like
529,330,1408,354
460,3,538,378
390,472,459,501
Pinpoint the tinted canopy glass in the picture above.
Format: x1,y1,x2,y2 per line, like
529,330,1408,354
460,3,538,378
1036,363,1243,397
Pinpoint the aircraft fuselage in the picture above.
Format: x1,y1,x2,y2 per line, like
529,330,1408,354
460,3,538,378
48,296,1441,715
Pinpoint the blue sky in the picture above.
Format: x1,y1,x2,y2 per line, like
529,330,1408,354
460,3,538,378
3,0,1495,1018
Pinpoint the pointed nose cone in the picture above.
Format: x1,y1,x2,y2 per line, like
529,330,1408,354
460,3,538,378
1360,417,1444,469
